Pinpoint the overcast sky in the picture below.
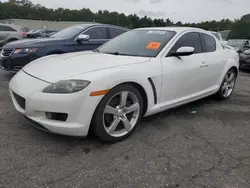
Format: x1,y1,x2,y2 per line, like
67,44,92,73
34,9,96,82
3,0,250,22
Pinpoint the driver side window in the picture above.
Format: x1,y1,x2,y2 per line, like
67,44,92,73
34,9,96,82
84,27,108,40
170,32,203,54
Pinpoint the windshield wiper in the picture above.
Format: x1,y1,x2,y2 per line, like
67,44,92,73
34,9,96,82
105,52,120,55
106,52,136,56
103,52,143,57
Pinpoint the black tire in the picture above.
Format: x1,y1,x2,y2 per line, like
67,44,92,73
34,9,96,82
91,84,144,143
216,68,237,100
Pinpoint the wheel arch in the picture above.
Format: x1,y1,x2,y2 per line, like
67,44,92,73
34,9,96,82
114,81,149,116
231,66,238,77
88,81,149,137
217,58,239,87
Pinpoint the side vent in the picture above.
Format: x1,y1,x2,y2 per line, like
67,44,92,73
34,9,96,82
148,78,157,104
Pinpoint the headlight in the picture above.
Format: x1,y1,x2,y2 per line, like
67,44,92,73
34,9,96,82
43,80,90,94
14,48,37,54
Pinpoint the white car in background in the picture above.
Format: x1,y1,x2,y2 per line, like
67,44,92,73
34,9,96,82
210,30,235,50
9,27,239,142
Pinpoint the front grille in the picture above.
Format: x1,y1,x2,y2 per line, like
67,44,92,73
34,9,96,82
13,92,26,110
2,49,14,57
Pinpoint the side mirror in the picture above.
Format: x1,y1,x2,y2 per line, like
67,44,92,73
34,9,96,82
171,46,195,56
77,34,90,41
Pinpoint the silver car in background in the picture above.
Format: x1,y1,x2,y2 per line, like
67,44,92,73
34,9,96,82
0,23,26,47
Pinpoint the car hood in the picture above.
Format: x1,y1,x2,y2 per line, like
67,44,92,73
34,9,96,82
3,38,65,48
23,51,151,83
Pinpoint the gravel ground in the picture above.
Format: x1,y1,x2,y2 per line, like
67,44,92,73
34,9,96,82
0,70,250,188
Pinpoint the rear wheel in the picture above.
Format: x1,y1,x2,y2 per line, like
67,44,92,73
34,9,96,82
92,84,143,142
216,69,236,100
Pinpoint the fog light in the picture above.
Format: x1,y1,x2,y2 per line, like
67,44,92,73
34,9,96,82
45,112,68,121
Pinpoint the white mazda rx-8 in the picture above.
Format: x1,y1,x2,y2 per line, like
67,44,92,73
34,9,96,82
9,27,239,142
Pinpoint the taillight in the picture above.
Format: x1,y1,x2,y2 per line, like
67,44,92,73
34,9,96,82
22,32,27,37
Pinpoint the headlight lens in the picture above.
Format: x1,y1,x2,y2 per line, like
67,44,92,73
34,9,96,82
14,48,37,54
43,80,90,94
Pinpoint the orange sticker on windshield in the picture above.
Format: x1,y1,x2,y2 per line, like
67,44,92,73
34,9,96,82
147,42,161,50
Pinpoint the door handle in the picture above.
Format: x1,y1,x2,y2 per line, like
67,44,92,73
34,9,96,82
200,62,208,68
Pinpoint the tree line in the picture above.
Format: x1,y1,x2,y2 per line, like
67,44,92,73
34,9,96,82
0,0,250,39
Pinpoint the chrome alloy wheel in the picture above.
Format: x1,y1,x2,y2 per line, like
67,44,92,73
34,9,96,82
221,70,236,98
103,91,140,137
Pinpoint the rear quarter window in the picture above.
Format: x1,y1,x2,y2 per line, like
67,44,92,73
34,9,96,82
201,33,216,52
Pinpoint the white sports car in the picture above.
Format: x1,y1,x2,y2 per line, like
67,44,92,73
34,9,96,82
9,27,239,142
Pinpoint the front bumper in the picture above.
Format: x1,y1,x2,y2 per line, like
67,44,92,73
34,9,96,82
0,53,39,72
9,70,102,137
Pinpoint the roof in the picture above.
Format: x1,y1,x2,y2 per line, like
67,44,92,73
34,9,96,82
135,26,206,33
73,23,129,30
101,24,130,30
0,22,19,26
69,23,100,28
0,19,102,30
66,23,130,31
0,23,22,29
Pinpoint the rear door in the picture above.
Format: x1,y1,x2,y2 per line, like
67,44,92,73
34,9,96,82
199,32,226,89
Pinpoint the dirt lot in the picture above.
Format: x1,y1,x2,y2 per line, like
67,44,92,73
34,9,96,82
0,70,250,188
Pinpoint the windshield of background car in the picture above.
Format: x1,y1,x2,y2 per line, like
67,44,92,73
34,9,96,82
227,39,246,48
98,29,176,57
50,25,87,39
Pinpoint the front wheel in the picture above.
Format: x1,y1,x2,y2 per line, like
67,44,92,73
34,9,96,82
216,69,237,100
91,84,144,142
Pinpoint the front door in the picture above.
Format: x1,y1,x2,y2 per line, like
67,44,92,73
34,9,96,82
160,32,208,105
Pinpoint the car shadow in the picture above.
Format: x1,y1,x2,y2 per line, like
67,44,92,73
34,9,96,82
26,95,217,148
145,95,215,118
239,69,250,74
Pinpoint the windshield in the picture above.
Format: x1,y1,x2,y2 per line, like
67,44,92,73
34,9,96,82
50,25,87,39
98,29,176,57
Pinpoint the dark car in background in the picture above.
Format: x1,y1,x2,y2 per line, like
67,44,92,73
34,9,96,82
0,23,129,72
238,41,250,70
0,23,26,47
